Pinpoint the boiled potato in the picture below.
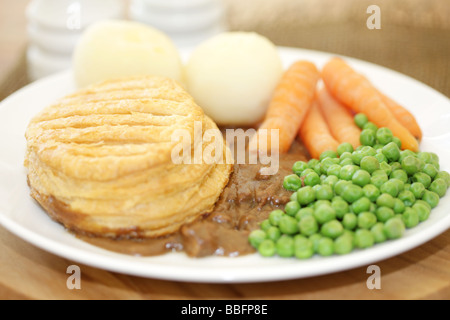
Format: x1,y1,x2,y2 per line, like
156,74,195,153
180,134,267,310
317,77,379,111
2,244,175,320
73,20,183,88
185,32,283,126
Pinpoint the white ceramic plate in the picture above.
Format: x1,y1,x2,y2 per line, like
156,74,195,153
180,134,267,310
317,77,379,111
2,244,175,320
1,47,449,283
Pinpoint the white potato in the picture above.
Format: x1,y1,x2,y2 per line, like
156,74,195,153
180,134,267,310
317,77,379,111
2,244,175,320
185,32,283,126
73,20,183,88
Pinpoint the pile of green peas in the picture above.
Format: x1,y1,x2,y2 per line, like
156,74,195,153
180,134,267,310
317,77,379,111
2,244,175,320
249,113,450,259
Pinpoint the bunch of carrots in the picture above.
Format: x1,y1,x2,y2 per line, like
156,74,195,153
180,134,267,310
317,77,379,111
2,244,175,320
252,57,422,159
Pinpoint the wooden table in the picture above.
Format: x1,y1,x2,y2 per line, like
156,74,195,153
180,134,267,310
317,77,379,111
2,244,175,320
0,0,449,300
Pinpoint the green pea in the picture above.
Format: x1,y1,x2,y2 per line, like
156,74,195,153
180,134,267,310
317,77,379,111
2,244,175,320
298,215,318,237
334,180,351,196
283,174,303,191
320,150,339,161
352,197,372,214
352,170,371,187
317,237,335,256
415,199,431,211
383,217,405,240
331,199,350,220
380,180,400,197
354,113,369,129
294,235,314,259
354,229,375,249
342,184,364,203
371,223,387,244
308,158,320,169
390,162,402,171
323,175,339,189
266,226,281,242
268,210,284,226
412,202,431,222
371,174,388,189
390,169,408,183
334,233,354,255
398,190,416,207
315,184,334,201
402,207,420,229
309,234,322,252
376,127,394,145
373,144,384,151
399,150,418,163
429,178,447,198
422,190,440,209
363,184,381,202
412,172,432,189
337,142,354,156
363,122,378,131
339,158,354,167
402,156,424,176
276,235,295,257
340,164,359,181
314,200,331,209
295,207,314,221
284,201,300,217
417,152,432,163
382,142,401,162
360,129,377,147
290,192,298,203
260,219,272,232
380,162,392,176
327,164,342,177
297,186,316,206
376,206,395,223
342,213,358,230
258,239,276,257
321,220,344,239
321,157,339,174
375,152,388,164
304,172,320,187
392,137,402,149
435,171,450,188
376,193,395,209
393,198,406,214
422,163,438,179
249,229,267,248
299,168,314,178
279,215,299,235
292,161,308,176
314,204,337,224
410,182,426,199
357,212,378,229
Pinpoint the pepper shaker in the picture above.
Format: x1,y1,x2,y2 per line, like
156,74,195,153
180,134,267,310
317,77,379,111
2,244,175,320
26,0,126,81
129,0,228,48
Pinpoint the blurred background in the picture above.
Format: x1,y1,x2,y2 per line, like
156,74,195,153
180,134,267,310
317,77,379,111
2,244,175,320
0,0,449,100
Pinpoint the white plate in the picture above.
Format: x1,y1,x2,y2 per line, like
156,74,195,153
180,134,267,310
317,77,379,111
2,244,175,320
0,47,449,283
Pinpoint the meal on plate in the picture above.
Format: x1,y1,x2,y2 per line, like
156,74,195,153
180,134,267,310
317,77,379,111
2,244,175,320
24,20,449,259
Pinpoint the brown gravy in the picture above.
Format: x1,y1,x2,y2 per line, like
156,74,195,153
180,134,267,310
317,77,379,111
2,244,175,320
78,143,309,258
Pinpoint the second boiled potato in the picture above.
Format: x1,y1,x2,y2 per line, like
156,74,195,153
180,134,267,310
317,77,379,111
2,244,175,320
185,32,283,126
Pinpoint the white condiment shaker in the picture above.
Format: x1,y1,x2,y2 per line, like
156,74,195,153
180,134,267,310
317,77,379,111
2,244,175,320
129,0,228,48
26,0,126,81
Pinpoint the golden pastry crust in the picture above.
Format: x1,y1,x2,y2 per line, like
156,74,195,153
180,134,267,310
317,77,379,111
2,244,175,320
25,76,233,238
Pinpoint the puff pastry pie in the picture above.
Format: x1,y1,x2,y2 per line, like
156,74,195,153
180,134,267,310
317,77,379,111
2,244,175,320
25,76,233,238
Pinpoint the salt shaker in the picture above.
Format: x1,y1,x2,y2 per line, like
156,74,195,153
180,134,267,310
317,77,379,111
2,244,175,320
129,0,228,48
26,0,126,81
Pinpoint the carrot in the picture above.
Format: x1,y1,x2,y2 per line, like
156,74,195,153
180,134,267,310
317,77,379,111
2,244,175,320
377,92,422,141
322,57,419,152
317,87,361,149
298,100,340,159
250,60,320,154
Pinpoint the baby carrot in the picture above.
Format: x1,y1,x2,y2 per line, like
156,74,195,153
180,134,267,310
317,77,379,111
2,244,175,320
377,92,422,141
251,60,320,154
317,87,361,149
322,57,419,152
298,101,340,159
